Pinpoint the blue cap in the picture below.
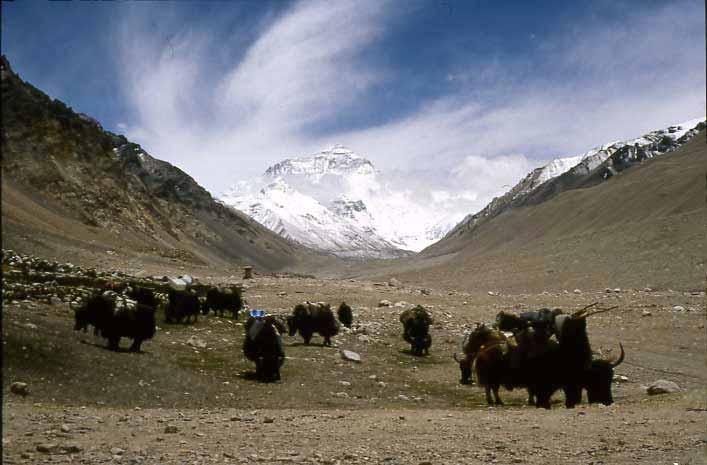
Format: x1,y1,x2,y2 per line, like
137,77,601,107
250,309,265,318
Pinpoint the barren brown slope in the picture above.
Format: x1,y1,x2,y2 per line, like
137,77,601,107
0,56,335,275
354,132,706,292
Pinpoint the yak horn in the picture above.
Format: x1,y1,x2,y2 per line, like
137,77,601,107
571,302,599,318
610,343,625,368
577,305,619,319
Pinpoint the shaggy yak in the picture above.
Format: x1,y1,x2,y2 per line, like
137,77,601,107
73,292,156,352
400,305,432,356
458,323,541,406
337,301,353,328
243,315,285,382
165,289,200,324
286,302,339,346
201,286,243,319
126,285,160,311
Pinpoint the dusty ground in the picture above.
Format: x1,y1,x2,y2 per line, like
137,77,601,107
3,273,706,464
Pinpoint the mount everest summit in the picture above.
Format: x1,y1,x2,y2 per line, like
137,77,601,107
220,146,463,258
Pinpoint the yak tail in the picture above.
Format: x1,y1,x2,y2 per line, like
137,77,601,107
610,343,625,368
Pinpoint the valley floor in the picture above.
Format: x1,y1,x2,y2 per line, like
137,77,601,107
3,274,706,464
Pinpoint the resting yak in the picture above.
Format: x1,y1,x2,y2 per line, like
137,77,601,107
287,302,339,346
74,292,156,352
243,314,285,382
337,302,353,328
165,289,200,324
202,286,242,319
400,305,432,356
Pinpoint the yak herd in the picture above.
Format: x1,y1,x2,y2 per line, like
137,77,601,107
73,282,624,409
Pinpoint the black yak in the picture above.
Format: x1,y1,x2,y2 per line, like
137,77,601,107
243,315,285,382
165,289,200,324
73,292,156,352
202,286,242,319
399,305,432,356
337,301,353,328
286,302,339,346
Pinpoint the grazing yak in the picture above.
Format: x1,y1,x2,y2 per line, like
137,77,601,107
202,286,243,319
243,314,285,382
337,302,353,328
73,292,156,352
287,302,339,346
400,305,432,356
165,289,200,324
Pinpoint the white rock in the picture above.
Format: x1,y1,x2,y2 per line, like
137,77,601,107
186,336,207,349
672,305,685,312
10,382,29,396
573,289,582,294
340,350,361,363
641,310,652,317
646,380,681,395
378,300,392,307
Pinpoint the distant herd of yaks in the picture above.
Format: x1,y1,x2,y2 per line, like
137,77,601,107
72,283,625,409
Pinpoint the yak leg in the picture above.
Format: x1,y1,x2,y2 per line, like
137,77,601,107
129,338,143,352
303,331,313,345
323,335,331,346
564,384,582,408
526,389,536,406
493,386,504,406
108,336,120,351
485,386,494,405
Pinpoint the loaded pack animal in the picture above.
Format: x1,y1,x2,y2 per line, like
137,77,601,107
165,289,200,324
201,286,242,319
400,305,432,356
243,314,285,382
287,302,339,346
337,301,353,328
73,292,156,352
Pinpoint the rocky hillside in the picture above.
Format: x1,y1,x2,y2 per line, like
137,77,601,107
0,56,321,273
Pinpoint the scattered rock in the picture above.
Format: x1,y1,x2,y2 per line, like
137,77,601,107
388,278,401,287
186,336,207,349
419,288,431,295
378,300,392,307
613,375,629,383
60,424,70,433
263,417,275,424
61,444,82,454
646,380,681,395
642,310,652,317
110,447,125,456
37,443,58,454
672,305,685,312
573,289,582,294
340,350,361,363
164,425,179,434
10,382,29,396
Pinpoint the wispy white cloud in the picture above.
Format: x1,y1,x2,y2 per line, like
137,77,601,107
114,0,705,221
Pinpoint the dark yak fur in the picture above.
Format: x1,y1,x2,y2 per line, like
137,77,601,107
73,293,156,352
126,285,159,311
337,302,353,328
399,305,432,356
165,289,200,324
202,286,242,319
243,316,285,382
460,324,541,405
287,302,339,346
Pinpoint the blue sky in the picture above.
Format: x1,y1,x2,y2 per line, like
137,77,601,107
2,0,705,213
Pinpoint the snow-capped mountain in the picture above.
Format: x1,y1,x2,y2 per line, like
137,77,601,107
444,117,706,241
220,146,462,258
